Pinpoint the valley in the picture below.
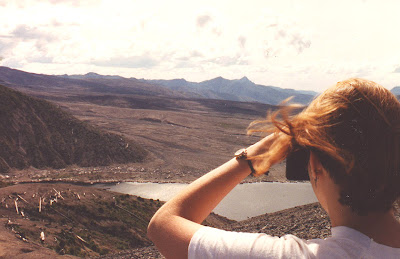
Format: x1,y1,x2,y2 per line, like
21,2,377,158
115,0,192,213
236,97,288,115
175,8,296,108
1,67,398,258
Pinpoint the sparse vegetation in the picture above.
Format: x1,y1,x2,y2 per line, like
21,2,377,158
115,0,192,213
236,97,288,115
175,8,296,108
0,184,162,257
0,67,398,258
0,85,147,173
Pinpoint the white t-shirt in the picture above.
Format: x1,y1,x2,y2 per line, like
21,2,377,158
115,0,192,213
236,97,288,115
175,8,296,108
188,225,400,258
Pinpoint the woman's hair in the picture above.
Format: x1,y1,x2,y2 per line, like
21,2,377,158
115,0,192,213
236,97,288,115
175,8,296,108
249,78,400,215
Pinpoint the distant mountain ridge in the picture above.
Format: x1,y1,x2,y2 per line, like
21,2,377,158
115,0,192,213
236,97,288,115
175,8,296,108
142,76,318,104
1,66,397,106
0,67,315,105
0,66,191,98
0,84,146,172
391,86,400,95
140,76,318,105
64,71,318,105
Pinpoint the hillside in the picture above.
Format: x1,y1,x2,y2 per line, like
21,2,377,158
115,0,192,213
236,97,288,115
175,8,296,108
0,183,235,258
0,85,146,173
0,66,189,99
0,183,159,257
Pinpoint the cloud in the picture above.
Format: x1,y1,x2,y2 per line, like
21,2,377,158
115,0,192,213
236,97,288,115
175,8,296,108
212,27,222,36
1,57,24,68
173,50,204,67
196,15,212,28
355,66,374,77
92,55,159,69
50,19,79,27
173,51,205,68
263,46,279,58
262,20,311,58
175,61,196,68
195,14,222,37
393,67,400,73
204,54,248,66
273,27,311,54
12,24,56,41
0,39,17,56
238,36,246,49
190,50,204,58
27,56,54,64
289,34,311,54
46,0,98,7
8,0,97,8
48,0,82,4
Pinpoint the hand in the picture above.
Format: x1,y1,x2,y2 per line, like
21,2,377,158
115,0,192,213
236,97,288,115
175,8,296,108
246,133,280,175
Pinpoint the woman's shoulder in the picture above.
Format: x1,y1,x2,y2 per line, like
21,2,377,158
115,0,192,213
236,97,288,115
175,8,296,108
308,226,400,258
189,226,400,259
189,226,318,258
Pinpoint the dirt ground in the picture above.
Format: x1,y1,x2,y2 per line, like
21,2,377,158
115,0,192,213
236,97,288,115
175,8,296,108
0,222,76,259
0,182,237,258
1,87,398,258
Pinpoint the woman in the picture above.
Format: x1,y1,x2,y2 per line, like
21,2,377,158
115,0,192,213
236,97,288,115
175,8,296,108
147,78,400,258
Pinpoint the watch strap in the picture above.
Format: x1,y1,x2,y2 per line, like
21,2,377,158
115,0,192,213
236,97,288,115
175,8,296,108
247,159,256,176
235,148,256,176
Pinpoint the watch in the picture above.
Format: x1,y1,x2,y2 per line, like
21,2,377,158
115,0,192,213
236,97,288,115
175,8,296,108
234,148,256,176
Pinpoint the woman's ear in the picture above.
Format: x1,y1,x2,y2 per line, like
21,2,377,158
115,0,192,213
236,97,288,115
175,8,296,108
309,151,323,179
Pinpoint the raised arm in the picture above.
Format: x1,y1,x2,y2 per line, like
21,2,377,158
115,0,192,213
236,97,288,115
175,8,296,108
147,133,277,259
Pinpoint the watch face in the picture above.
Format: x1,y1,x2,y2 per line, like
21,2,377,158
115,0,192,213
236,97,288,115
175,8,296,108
234,148,246,158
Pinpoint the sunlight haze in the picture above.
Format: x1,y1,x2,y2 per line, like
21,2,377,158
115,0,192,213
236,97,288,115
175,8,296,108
1,0,400,91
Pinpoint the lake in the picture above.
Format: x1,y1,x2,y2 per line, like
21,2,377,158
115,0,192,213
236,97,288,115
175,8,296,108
95,182,317,221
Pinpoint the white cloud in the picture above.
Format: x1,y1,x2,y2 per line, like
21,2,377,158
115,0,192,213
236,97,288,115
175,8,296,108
92,55,159,69
0,39,16,54
3,0,98,8
238,36,246,49
12,24,56,41
204,54,248,66
0,0,400,91
196,15,213,28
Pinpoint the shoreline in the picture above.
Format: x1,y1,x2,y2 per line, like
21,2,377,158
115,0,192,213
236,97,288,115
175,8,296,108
0,178,398,258
2,160,289,186
10,177,303,186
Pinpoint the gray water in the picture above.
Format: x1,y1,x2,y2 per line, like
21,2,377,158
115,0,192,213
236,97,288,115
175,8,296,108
96,182,317,221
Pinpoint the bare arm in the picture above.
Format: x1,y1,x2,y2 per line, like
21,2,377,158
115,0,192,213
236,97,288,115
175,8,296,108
147,133,277,259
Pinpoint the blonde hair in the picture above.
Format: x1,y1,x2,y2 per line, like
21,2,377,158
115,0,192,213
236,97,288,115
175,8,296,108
249,78,400,215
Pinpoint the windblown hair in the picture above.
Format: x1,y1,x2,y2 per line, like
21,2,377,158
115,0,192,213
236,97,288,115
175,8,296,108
249,78,400,215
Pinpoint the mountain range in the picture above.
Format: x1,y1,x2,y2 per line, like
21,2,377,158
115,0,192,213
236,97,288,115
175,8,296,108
63,72,318,105
0,66,315,105
141,76,318,105
1,66,398,105
1,67,399,106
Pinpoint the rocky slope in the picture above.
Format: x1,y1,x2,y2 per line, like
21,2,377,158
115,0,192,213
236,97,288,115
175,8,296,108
0,182,237,258
97,203,330,259
99,201,400,258
0,85,146,173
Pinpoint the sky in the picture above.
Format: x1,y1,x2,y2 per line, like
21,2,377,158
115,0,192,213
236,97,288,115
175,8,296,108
1,0,400,92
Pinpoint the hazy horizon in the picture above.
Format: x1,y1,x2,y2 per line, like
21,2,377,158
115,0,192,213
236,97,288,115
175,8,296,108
1,0,400,91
